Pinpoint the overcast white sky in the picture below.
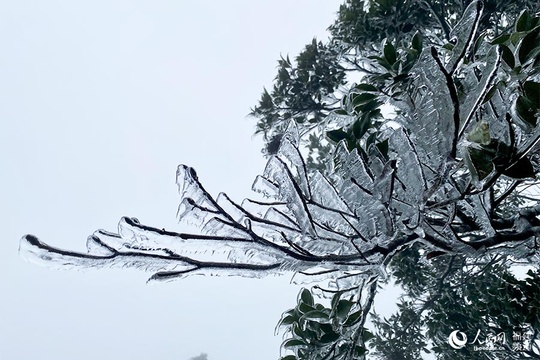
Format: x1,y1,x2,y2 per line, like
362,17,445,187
1,2,351,360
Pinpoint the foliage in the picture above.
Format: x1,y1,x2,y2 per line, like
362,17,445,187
372,245,540,359
250,0,540,171
276,288,373,360
251,1,540,359
19,1,540,360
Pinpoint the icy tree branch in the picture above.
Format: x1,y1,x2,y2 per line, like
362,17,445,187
19,1,540,297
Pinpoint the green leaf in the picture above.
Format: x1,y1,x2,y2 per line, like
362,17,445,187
363,329,375,342
384,41,397,65
467,147,494,180
319,323,334,334
516,10,532,32
327,129,349,143
376,139,389,157
372,56,393,71
352,117,370,139
356,99,381,113
510,32,522,46
283,339,306,348
355,83,378,92
346,138,357,151
292,323,304,338
519,26,540,64
302,310,330,320
503,157,535,179
298,302,315,314
344,309,363,326
443,42,454,51
331,292,341,311
466,121,491,145
491,34,510,45
516,95,537,127
279,315,296,327
499,44,515,68
351,92,378,106
392,73,409,83
411,31,422,53
524,81,540,109
300,288,314,306
319,332,340,343
336,300,354,320
354,345,367,356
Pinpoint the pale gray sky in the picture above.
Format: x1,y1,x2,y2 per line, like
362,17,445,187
1,1,346,360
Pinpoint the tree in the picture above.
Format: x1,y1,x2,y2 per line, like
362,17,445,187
188,353,208,360
250,0,539,171
251,1,540,358
19,1,540,359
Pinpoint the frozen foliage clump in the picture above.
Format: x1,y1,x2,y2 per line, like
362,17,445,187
19,120,389,292
19,2,540,297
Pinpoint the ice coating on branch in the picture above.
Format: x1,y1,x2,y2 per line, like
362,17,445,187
19,116,386,286
20,233,195,273
459,46,502,138
446,1,483,73
20,114,386,285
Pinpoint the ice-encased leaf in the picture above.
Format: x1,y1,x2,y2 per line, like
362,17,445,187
263,156,316,236
281,120,300,148
176,165,218,210
459,46,502,138
177,197,220,227
332,142,374,193
389,128,425,230
199,217,247,238
390,128,425,201
372,160,395,205
251,175,279,198
216,192,247,223
277,125,311,197
20,95,537,291
307,204,355,238
309,171,351,213
405,48,455,166
263,207,300,230
86,230,118,255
